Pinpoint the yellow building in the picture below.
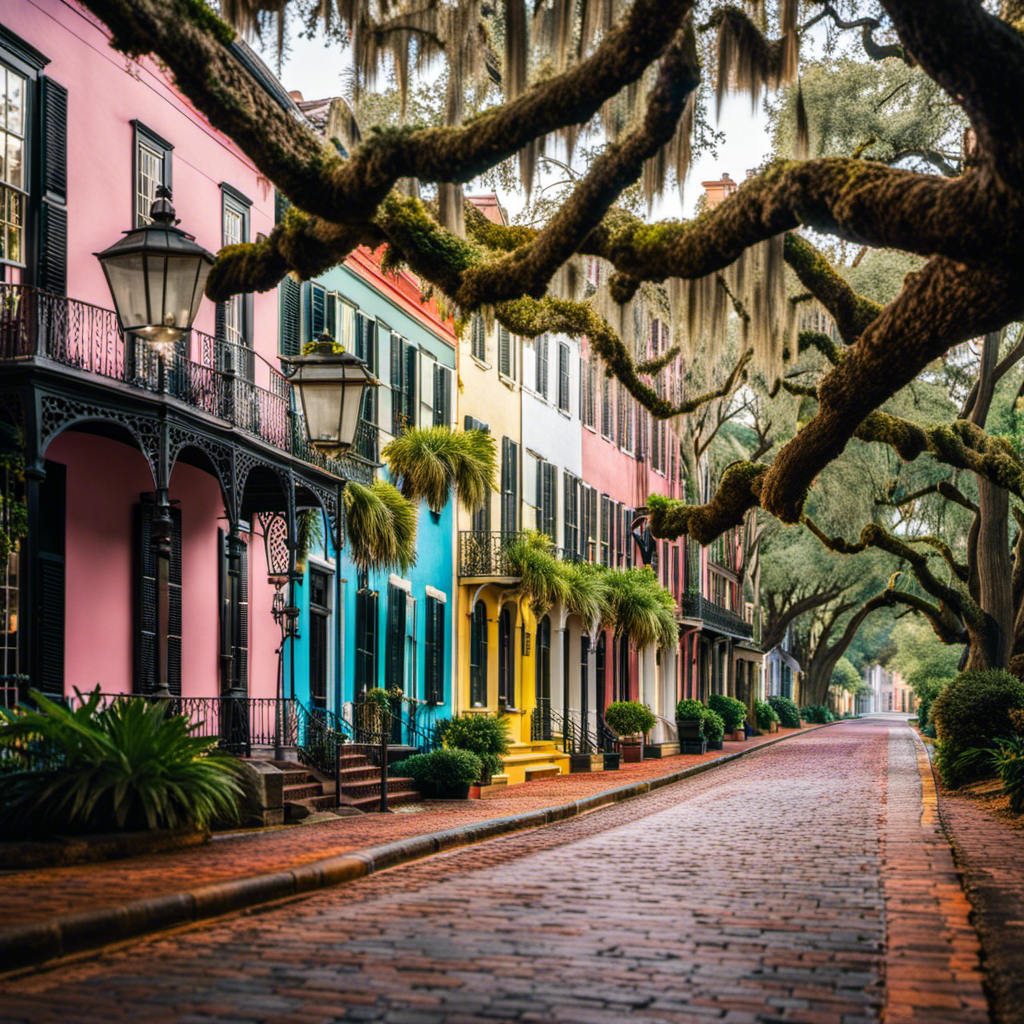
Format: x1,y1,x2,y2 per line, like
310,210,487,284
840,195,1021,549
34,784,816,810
454,195,568,784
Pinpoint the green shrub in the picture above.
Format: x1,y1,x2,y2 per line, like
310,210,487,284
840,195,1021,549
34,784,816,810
0,689,243,836
702,708,726,743
931,669,1024,786
754,699,779,730
768,695,801,728
992,736,1024,813
604,701,657,737
391,747,482,787
801,704,835,724
675,699,707,732
913,677,950,733
437,712,511,756
708,694,747,732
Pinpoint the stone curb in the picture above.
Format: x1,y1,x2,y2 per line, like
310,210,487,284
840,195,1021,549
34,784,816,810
0,722,838,974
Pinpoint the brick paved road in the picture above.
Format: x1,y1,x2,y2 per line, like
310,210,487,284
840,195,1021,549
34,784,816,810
0,719,987,1024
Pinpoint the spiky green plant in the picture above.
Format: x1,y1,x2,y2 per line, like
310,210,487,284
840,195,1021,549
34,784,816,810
562,560,612,627
343,479,417,573
0,689,243,836
382,426,497,512
295,507,325,574
505,530,570,613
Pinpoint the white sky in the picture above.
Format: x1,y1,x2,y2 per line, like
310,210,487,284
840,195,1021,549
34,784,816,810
255,32,774,220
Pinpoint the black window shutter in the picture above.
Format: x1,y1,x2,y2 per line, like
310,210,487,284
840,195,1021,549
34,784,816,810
498,325,511,377
34,462,66,698
360,315,377,423
309,284,326,339
433,599,445,704
537,335,548,397
404,342,417,428
38,78,68,296
279,275,301,358
134,503,182,697
237,536,249,692
385,583,406,691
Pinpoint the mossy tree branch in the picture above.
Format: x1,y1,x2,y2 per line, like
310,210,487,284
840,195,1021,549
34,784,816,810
84,0,695,226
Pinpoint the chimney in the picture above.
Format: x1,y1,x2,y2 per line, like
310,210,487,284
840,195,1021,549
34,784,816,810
700,172,738,208
288,90,304,102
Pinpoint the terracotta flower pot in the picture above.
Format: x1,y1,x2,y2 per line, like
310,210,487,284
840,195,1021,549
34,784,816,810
620,741,644,763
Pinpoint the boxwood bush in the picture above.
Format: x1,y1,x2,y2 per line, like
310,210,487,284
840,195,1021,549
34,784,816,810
800,704,835,724
391,748,483,787
604,701,657,737
675,699,707,730
702,708,726,743
932,669,1024,787
708,694,747,732
768,695,801,728
755,699,779,731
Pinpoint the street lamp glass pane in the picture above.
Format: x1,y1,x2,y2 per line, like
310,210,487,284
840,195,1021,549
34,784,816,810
298,378,345,445
102,252,149,329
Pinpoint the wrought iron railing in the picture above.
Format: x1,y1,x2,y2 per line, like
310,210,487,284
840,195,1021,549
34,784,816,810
352,417,379,464
678,591,754,640
0,283,378,480
459,530,520,577
530,705,603,754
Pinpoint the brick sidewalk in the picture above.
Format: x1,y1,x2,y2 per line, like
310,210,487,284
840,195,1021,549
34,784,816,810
0,730,794,931
936,768,1024,1024
0,718,991,1024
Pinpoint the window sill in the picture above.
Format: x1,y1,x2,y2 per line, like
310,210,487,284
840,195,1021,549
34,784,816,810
498,373,518,391
470,355,491,371
557,408,573,420
583,424,597,434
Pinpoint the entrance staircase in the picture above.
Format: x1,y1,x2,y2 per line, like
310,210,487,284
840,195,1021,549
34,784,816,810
269,747,422,818
500,740,569,785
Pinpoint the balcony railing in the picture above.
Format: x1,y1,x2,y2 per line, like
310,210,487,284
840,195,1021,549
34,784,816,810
678,591,754,640
459,530,520,577
0,284,379,476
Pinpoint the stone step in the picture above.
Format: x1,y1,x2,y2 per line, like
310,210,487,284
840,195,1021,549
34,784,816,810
337,765,382,783
339,777,417,802
282,782,323,801
348,789,422,811
279,770,312,786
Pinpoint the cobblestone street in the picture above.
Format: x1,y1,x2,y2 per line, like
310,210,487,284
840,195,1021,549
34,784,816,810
0,719,988,1024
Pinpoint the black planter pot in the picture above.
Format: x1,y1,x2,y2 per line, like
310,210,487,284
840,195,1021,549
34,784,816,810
434,782,472,800
603,752,621,770
707,739,723,750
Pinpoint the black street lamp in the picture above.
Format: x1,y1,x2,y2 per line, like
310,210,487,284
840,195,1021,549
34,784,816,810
282,332,377,453
95,185,215,358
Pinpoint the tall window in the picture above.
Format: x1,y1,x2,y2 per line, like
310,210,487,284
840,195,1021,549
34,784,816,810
557,342,571,412
1,66,26,265
354,577,378,696
600,493,611,566
563,472,579,555
385,582,407,692
617,383,633,452
470,600,488,707
220,189,251,350
581,359,596,427
471,313,486,361
537,460,557,540
501,436,519,535
391,333,417,436
433,363,453,427
355,312,378,427
133,122,172,227
601,375,613,438
536,334,549,398
498,607,514,707
424,593,445,705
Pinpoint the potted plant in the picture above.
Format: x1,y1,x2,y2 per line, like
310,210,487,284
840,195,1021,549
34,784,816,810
675,698,707,755
702,708,726,750
755,699,780,735
391,748,483,800
604,701,657,763
709,694,748,742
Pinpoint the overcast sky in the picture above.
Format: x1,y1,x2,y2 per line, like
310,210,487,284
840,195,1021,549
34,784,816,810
254,31,774,219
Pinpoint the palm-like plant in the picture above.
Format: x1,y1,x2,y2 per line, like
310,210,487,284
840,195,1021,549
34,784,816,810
382,426,497,512
0,689,243,836
604,566,679,649
505,530,570,613
344,479,417,573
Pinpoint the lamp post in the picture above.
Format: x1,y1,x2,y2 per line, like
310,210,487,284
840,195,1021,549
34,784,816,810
95,187,214,700
281,332,378,455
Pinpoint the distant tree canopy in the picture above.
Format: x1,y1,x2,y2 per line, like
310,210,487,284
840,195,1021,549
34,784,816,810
88,0,1024,674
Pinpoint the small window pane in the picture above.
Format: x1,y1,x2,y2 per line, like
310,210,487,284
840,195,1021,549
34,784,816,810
136,141,165,226
6,73,22,136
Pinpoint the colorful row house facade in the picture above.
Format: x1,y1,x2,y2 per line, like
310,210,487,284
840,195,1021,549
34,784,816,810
0,0,767,782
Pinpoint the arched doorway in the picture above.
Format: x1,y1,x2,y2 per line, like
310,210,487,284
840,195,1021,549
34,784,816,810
498,605,514,708
470,600,488,707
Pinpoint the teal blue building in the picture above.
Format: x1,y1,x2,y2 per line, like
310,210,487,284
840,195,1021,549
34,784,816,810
278,250,457,741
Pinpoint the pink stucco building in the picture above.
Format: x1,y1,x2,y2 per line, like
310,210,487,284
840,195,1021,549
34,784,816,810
0,2,374,746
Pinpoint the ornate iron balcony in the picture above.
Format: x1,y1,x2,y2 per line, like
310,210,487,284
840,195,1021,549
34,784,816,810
679,590,754,640
459,530,522,578
0,283,378,480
